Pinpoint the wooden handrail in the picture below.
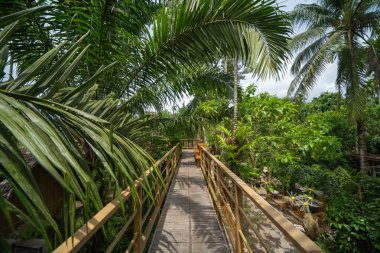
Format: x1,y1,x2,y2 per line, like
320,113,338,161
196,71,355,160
53,144,181,253
199,146,323,253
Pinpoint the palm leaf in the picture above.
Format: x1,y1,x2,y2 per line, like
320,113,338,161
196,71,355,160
0,5,50,27
289,31,343,96
119,0,290,97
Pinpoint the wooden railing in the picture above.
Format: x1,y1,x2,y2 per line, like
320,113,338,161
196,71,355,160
53,144,181,253
369,165,380,177
180,139,200,149
199,146,323,253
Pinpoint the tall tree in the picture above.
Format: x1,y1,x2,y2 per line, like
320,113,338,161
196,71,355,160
288,0,380,173
233,59,239,137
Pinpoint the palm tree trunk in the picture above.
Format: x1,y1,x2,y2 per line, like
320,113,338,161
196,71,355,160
347,31,369,173
356,119,369,174
9,56,14,80
232,59,238,137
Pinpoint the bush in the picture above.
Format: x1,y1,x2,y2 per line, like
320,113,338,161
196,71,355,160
273,164,341,196
322,176,380,253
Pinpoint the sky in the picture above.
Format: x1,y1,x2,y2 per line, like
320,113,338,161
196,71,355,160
242,0,338,100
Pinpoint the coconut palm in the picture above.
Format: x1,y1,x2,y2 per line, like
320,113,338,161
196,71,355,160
288,0,380,173
0,0,290,249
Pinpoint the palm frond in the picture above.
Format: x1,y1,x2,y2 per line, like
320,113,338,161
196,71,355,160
0,18,154,249
290,3,337,29
0,5,49,27
120,0,290,97
290,34,328,74
289,0,380,120
289,31,343,97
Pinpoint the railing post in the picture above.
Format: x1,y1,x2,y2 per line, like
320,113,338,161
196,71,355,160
216,165,221,205
165,155,171,185
155,174,162,224
200,149,204,172
200,148,207,177
234,185,243,253
207,160,212,188
172,149,177,168
133,186,142,253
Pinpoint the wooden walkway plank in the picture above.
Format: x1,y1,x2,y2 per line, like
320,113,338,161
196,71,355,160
149,150,230,253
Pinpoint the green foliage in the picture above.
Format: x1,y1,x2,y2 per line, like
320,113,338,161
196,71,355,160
1,1,378,252
199,86,380,252
365,101,380,153
0,25,155,248
236,89,344,170
200,87,349,187
323,176,380,253
195,99,229,122
304,92,341,113
1,1,291,248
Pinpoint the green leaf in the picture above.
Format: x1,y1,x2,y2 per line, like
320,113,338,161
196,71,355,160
0,21,19,49
8,43,65,91
0,6,50,27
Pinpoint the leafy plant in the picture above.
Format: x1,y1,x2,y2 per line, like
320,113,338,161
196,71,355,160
293,184,323,213
0,20,155,249
259,167,282,197
324,187,380,252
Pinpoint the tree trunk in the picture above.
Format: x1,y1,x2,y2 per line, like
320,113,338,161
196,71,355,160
232,59,238,137
347,31,369,173
9,56,14,80
356,119,369,174
202,124,207,143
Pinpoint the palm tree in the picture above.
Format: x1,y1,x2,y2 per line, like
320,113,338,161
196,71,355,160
0,0,290,248
288,0,380,173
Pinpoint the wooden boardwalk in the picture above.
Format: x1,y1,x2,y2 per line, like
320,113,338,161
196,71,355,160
53,142,322,253
149,150,230,253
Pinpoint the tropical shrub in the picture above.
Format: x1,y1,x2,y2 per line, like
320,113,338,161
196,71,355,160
210,88,345,174
322,176,380,253
196,86,380,252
